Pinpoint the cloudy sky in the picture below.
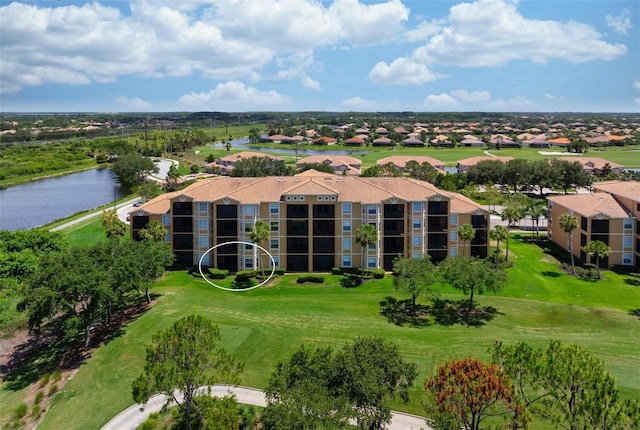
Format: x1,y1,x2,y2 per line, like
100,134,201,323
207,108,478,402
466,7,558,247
1,0,638,112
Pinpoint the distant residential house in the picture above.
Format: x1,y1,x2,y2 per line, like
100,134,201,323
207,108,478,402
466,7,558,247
313,136,338,146
402,137,425,147
372,137,393,146
547,137,570,146
457,156,514,173
523,139,551,148
265,134,289,143
557,157,625,175
375,127,389,135
344,136,366,147
431,135,453,147
208,151,283,175
394,126,410,135
377,156,446,174
459,137,485,147
296,155,361,176
282,135,305,144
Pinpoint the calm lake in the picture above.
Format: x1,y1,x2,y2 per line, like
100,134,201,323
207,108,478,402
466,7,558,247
0,168,126,231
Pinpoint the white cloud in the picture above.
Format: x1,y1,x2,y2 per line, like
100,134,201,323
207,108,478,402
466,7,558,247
633,80,640,90
424,93,459,108
606,9,632,35
302,77,321,91
369,57,444,85
450,89,490,103
404,19,442,42
177,81,290,111
116,96,152,110
0,0,409,93
342,96,377,110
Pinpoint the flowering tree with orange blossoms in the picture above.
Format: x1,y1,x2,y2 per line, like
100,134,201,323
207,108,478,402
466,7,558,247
426,357,522,430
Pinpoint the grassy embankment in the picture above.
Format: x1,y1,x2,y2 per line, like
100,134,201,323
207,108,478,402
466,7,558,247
3,235,632,430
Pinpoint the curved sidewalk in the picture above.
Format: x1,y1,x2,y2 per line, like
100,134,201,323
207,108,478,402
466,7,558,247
102,385,431,430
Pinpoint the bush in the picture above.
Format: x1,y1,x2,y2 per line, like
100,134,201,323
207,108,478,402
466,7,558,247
39,373,51,387
30,404,41,419
208,268,229,280
235,270,257,282
367,268,385,279
48,384,58,396
13,403,28,419
52,369,62,382
296,275,325,284
34,390,44,404
274,267,285,276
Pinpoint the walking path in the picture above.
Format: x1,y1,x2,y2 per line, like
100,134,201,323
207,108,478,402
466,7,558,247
51,197,140,231
101,385,431,430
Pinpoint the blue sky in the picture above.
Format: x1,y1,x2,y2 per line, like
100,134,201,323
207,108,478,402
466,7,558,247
1,0,638,112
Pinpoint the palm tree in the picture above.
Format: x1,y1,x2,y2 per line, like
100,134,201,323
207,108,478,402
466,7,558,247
139,221,166,243
526,198,547,241
458,224,475,257
559,214,578,275
490,225,509,268
355,223,378,284
166,163,180,187
585,240,611,279
224,139,232,152
500,207,521,262
249,220,270,277
102,209,127,243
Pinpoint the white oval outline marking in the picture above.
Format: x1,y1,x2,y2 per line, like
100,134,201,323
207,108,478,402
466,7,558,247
198,240,276,292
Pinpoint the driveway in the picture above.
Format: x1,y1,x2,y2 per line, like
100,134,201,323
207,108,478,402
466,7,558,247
102,385,431,430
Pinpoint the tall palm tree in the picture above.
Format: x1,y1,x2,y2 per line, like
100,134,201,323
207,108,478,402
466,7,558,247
559,214,578,275
585,240,611,279
500,207,521,262
139,221,166,243
526,197,547,241
490,225,509,268
458,223,475,257
224,139,232,152
102,209,127,243
166,163,180,187
249,220,270,277
355,223,378,284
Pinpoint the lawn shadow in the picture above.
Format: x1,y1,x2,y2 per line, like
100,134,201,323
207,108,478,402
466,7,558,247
427,299,503,327
379,297,431,327
629,309,640,319
624,278,640,287
340,274,364,288
540,271,561,278
1,299,153,392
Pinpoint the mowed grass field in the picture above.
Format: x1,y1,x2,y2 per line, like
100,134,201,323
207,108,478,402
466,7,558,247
11,236,635,430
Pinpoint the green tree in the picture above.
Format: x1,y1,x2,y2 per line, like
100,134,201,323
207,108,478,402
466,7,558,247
296,162,335,174
525,198,547,241
585,240,611,279
550,159,592,194
490,225,509,268
249,220,270,277
504,159,532,193
263,344,352,429
138,181,161,202
131,315,244,430
392,256,437,312
492,340,638,430
112,152,157,187
483,184,502,211
559,214,578,275
335,336,418,429
166,163,181,187
440,257,508,307
458,223,475,257
248,128,262,144
138,220,166,243
231,157,293,177
405,160,439,183
465,160,506,185
355,223,378,284
102,209,128,243
426,357,518,430
501,207,522,261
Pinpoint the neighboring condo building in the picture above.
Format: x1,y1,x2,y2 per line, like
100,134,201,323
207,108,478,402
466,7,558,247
547,180,639,269
130,171,490,272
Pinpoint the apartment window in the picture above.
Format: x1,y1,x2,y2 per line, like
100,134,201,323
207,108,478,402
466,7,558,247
270,202,279,215
164,232,171,242
450,230,457,241
623,253,632,265
412,252,422,259
343,220,351,232
162,214,171,226
245,243,253,250
270,221,279,232
198,202,208,212
450,247,458,257
412,235,422,247
342,202,352,215
199,235,209,248
413,202,422,212
624,218,633,230
623,236,632,248
580,233,587,247
367,205,377,215
449,214,458,225
244,222,253,233
199,218,208,230
217,205,237,218
342,238,352,251
272,256,280,268
413,219,421,229
244,258,253,269
581,216,588,231
243,205,255,216
342,256,352,267
548,201,553,210
271,239,279,249
367,257,376,268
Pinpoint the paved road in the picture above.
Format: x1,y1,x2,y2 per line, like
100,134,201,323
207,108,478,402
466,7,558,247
51,197,140,231
102,385,431,430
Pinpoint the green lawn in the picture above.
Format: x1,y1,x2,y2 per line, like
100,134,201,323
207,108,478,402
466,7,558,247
8,235,634,430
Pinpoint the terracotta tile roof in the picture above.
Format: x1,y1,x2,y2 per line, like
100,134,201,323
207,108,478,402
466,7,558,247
548,193,633,218
296,155,361,167
217,151,282,163
377,156,445,171
557,157,624,172
547,137,570,145
591,180,640,203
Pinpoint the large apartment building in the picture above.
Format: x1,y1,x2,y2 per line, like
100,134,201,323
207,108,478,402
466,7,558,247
130,170,490,272
547,180,639,268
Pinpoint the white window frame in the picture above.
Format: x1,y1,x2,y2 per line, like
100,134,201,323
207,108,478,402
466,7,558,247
199,218,208,230
342,238,352,251
271,239,279,249
449,214,458,225
343,220,351,232
412,235,422,247
198,202,208,212
413,219,421,229
342,256,352,267
412,202,422,212
367,257,377,268
270,202,279,215
343,202,352,215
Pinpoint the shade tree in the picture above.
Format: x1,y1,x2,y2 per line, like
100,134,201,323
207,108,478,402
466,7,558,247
392,256,438,312
440,257,508,307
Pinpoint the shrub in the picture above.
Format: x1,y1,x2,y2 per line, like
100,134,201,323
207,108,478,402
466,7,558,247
39,373,51,387
52,369,62,382
274,267,285,276
48,384,58,396
367,268,385,279
296,275,325,284
30,404,42,419
13,403,28,419
235,270,257,282
34,391,44,404
208,268,229,279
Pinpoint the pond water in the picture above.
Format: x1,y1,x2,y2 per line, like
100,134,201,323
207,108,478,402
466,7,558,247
0,168,126,231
